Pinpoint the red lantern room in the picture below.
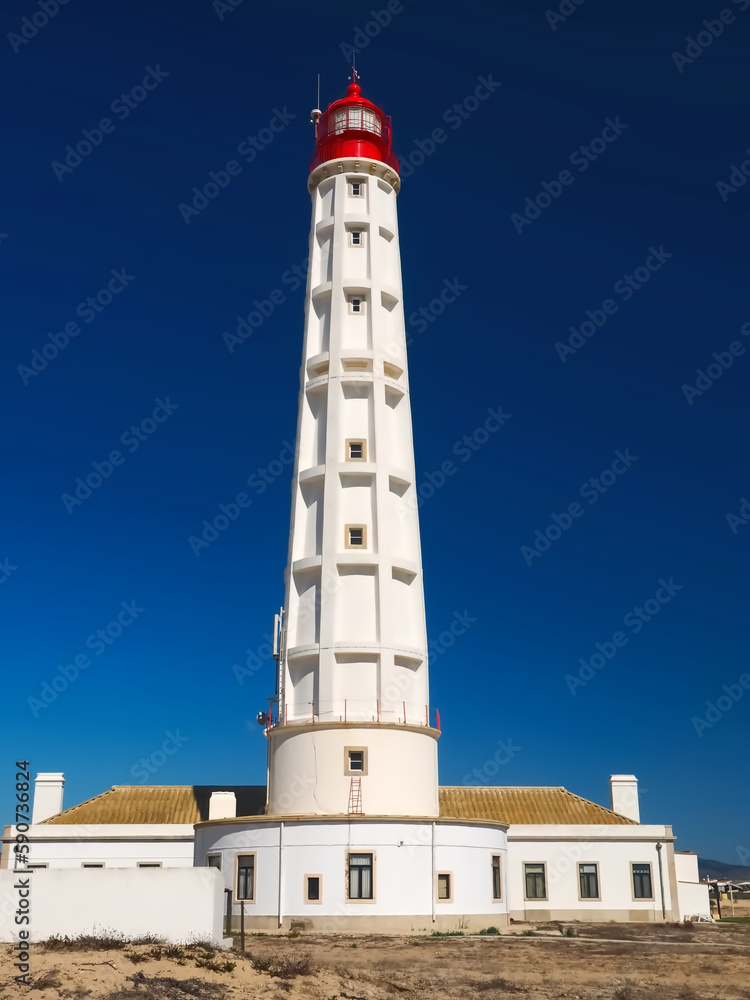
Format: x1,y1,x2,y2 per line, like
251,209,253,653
310,71,399,173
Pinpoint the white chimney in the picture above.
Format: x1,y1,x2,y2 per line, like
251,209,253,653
208,791,236,820
31,773,65,824
610,774,640,822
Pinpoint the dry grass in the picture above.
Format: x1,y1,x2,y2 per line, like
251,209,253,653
4,922,750,1000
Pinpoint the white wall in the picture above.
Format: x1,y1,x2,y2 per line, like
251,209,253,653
1,824,194,869
507,825,676,921
195,817,508,930
0,868,224,945
674,853,711,920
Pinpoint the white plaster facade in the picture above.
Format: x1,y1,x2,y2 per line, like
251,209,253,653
193,817,508,932
0,868,224,945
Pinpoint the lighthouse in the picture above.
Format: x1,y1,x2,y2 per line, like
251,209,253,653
194,75,509,931
266,72,439,820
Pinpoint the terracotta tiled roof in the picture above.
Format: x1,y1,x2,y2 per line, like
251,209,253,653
439,786,637,826
41,784,635,826
41,786,266,825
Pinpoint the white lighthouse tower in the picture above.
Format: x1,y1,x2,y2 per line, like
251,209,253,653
267,72,439,820
195,75,509,931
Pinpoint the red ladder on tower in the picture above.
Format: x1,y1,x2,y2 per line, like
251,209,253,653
348,777,363,815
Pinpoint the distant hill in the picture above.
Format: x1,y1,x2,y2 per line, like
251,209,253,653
699,858,750,881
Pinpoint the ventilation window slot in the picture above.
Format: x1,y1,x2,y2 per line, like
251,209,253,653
342,357,372,372
383,362,403,379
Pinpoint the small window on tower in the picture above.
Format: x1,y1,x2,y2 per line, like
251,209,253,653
345,747,368,775
346,440,366,461
346,525,366,548
305,875,322,902
349,180,364,197
348,296,365,315
350,230,364,247
437,873,453,901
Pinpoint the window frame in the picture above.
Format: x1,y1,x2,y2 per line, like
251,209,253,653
348,295,366,315
81,862,105,869
578,862,600,901
344,746,368,776
345,524,367,549
137,862,162,869
349,180,365,198
491,854,502,901
305,874,322,903
631,862,654,901
436,871,453,902
349,229,365,247
346,439,367,462
235,853,257,902
347,850,375,902
523,862,548,901
25,863,48,870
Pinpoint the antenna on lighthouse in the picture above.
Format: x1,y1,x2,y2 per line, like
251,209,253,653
310,73,322,138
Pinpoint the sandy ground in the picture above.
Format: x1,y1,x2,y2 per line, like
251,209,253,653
2,922,750,1000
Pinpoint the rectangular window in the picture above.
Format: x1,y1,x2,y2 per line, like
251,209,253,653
437,873,452,901
26,864,48,870
632,863,653,899
348,852,373,899
347,440,366,461
345,747,368,775
349,296,363,314
137,862,162,868
346,525,366,548
82,863,104,868
207,854,222,870
579,863,599,899
524,863,547,900
306,875,321,902
491,855,502,900
350,181,364,197
350,230,363,246
237,855,256,900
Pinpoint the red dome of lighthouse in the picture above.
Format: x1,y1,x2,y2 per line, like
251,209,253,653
310,72,398,173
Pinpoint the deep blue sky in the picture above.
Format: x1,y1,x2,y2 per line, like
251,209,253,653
2,0,748,863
